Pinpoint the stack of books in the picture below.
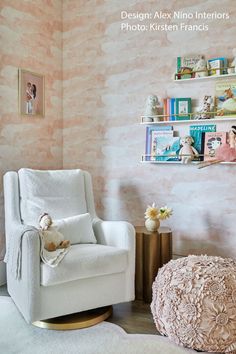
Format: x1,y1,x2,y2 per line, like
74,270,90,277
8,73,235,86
162,97,192,121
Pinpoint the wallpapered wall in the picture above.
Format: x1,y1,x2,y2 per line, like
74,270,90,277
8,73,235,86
0,0,63,261
63,0,236,258
0,0,235,264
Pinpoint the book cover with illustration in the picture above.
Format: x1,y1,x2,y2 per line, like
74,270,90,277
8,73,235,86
215,81,236,116
204,132,227,161
151,135,180,161
177,55,203,71
190,125,216,160
145,126,173,160
208,57,227,75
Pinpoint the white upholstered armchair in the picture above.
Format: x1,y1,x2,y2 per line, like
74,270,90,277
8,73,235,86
4,168,135,323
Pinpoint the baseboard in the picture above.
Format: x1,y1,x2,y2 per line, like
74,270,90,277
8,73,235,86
0,260,6,285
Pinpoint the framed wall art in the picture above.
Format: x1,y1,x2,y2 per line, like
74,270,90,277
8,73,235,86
19,69,45,117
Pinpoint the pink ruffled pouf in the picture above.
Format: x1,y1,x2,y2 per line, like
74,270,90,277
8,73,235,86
151,255,236,353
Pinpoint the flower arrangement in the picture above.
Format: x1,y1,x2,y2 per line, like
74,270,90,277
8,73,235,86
144,203,172,232
144,203,172,221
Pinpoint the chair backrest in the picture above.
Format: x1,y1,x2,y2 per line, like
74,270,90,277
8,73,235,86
17,168,94,226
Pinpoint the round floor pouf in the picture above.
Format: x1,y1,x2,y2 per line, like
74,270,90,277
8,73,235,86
151,255,236,353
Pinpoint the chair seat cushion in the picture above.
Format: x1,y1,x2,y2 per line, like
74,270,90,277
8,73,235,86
41,244,128,286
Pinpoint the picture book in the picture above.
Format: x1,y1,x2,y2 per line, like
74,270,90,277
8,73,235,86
150,131,173,161
189,124,216,161
215,81,236,117
177,55,203,72
204,132,227,161
152,135,180,161
175,98,191,120
145,126,173,161
208,57,228,75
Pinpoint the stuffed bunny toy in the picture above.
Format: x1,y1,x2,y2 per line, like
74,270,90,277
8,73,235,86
179,136,199,164
39,213,70,252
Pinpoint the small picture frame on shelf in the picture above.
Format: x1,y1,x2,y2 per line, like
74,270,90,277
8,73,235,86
176,98,192,120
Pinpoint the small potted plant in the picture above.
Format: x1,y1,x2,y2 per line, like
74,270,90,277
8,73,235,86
144,203,172,232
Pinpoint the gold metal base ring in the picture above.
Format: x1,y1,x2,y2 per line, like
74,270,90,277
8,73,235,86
32,306,112,330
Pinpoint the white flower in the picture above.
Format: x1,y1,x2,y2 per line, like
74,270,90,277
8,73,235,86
144,203,159,220
145,203,172,220
158,206,173,220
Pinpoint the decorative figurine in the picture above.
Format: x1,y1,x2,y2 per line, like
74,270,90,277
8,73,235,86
179,136,199,164
195,95,213,119
194,58,208,78
143,95,160,122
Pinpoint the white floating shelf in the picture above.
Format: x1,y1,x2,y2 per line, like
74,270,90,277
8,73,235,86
174,72,236,83
140,160,236,165
140,117,236,125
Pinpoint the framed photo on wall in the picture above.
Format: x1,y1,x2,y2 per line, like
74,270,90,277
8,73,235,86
176,98,192,120
19,69,45,117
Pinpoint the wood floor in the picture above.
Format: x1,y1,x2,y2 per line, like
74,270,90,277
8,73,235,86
0,285,157,334
108,300,157,334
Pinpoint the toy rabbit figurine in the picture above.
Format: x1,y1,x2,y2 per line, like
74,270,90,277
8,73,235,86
179,136,199,164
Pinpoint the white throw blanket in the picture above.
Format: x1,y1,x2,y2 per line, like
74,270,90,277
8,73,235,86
39,231,70,267
4,226,69,279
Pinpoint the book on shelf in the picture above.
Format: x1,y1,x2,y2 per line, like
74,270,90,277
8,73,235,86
162,97,181,121
177,55,203,72
175,98,191,120
152,135,180,161
208,57,228,76
145,126,173,161
151,131,174,161
170,98,176,121
189,124,216,161
215,81,236,117
204,132,227,161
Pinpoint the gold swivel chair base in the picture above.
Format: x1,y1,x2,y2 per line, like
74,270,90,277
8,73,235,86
32,306,112,330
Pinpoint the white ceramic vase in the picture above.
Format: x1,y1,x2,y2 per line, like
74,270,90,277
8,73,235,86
145,218,160,232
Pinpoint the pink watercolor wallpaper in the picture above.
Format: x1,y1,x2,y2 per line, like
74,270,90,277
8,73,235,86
0,0,236,268
0,0,63,261
63,0,236,258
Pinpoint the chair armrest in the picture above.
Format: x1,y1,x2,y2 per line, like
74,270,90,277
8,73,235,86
93,218,135,251
4,222,40,280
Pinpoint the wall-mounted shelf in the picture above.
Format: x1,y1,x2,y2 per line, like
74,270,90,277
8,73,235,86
140,116,236,125
140,160,236,165
141,58,236,167
174,72,236,83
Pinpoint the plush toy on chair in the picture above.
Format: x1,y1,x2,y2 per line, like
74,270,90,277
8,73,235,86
39,213,70,251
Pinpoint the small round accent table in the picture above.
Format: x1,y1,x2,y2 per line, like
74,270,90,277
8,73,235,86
33,306,112,330
135,226,172,303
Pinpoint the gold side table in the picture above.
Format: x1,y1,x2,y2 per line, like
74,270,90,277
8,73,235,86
135,226,172,303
